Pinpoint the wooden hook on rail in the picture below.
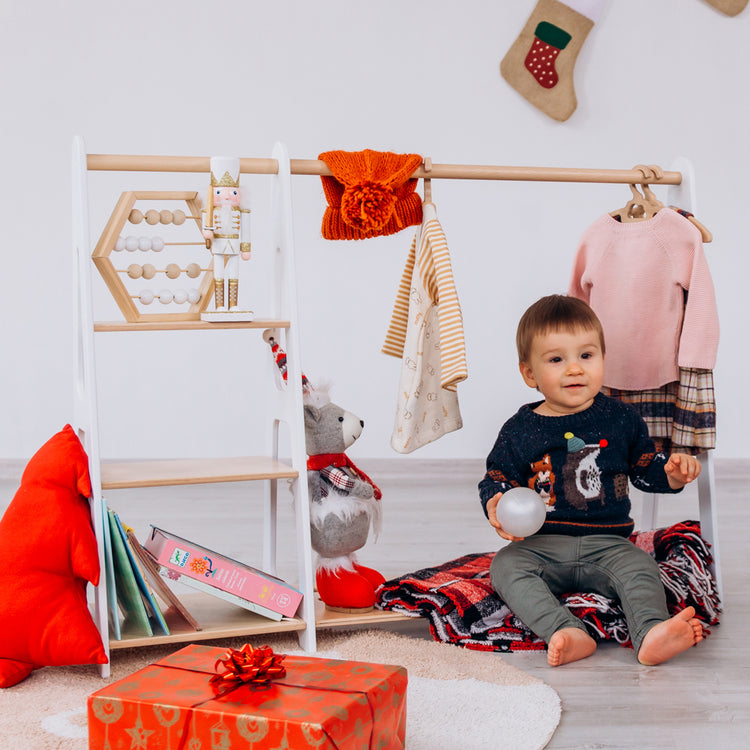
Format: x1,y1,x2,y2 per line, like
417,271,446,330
423,157,433,205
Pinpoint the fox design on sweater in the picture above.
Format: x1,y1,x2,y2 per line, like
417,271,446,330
528,454,556,507
561,434,608,510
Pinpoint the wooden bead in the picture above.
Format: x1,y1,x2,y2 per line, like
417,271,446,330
128,209,143,224
142,263,156,280
172,209,186,225
158,289,174,304
165,263,181,279
125,236,139,252
151,236,165,252
187,288,201,303
139,289,155,304
145,209,160,225
173,289,188,304
127,263,143,279
185,262,201,279
159,210,173,224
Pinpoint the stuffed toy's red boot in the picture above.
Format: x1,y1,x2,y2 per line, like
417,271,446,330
352,562,385,590
316,565,379,612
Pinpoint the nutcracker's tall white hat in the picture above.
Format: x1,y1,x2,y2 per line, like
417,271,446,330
209,156,240,188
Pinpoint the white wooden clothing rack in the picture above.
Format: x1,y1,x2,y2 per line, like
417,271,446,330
78,148,722,674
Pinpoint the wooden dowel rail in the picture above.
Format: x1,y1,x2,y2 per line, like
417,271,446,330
86,153,682,186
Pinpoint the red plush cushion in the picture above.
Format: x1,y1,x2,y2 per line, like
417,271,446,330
0,425,107,686
0,659,34,688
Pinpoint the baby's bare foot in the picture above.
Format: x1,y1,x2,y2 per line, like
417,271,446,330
547,627,597,666
638,606,704,666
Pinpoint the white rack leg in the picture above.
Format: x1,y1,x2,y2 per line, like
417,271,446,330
263,419,280,576
267,142,316,652
641,493,659,530
641,158,724,601
697,451,723,598
72,136,111,678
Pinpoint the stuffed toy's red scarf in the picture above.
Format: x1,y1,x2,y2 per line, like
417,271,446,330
307,453,382,500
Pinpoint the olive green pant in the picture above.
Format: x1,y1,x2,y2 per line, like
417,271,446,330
490,534,670,656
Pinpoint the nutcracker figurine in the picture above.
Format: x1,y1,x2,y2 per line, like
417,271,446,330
201,156,253,320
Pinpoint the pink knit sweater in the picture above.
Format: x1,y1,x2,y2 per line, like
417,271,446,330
568,209,719,390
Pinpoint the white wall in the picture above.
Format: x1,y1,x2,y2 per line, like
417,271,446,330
1,0,747,461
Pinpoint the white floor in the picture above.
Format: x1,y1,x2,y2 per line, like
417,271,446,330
2,457,747,749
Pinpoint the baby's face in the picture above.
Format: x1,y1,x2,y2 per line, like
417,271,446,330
519,327,604,416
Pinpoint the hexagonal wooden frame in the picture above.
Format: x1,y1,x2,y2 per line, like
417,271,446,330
92,191,214,323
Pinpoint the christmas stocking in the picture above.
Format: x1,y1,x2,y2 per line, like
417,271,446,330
703,0,748,15
500,0,605,121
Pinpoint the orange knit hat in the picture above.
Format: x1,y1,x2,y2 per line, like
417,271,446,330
319,149,423,240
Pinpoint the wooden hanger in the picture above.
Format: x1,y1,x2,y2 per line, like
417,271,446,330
640,179,665,215
610,183,650,222
610,164,664,223
609,163,712,242
668,206,712,243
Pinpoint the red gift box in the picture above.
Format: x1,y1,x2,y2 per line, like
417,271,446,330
88,643,407,749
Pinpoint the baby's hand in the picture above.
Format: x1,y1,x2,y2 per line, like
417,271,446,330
664,453,701,489
486,492,525,542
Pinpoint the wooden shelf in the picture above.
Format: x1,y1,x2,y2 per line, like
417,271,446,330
109,594,414,650
101,456,297,489
110,593,306,650
94,318,290,332
314,600,414,629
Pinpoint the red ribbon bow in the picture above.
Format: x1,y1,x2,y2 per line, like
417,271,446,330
210,644,286,692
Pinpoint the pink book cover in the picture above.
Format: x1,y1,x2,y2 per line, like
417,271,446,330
144,526,302,617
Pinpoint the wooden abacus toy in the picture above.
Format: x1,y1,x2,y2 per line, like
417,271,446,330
93,191,214,323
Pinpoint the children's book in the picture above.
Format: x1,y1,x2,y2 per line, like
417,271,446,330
100,498,121,640
150,560,284,621
125,527,202,632
107,509,153,637
112,511,170,636
145,525,302,618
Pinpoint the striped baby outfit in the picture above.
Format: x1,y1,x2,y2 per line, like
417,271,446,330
382,203,467,452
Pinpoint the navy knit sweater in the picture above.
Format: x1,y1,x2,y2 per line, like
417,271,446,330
478,393,680,537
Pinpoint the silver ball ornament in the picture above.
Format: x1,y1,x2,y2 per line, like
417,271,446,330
496,487,546,538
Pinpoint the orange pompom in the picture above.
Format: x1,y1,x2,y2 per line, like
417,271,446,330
341,182,397,231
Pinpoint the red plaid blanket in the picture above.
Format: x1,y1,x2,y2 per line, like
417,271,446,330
375,520,721,652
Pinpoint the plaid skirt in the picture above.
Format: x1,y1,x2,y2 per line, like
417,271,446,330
602,368,716,454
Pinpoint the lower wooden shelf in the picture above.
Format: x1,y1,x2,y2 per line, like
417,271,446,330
109,593,413,650
314,600,413,630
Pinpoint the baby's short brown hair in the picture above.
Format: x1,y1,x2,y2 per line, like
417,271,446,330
516,295,605,363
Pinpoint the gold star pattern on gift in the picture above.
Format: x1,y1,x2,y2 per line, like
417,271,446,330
125,714,154,749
